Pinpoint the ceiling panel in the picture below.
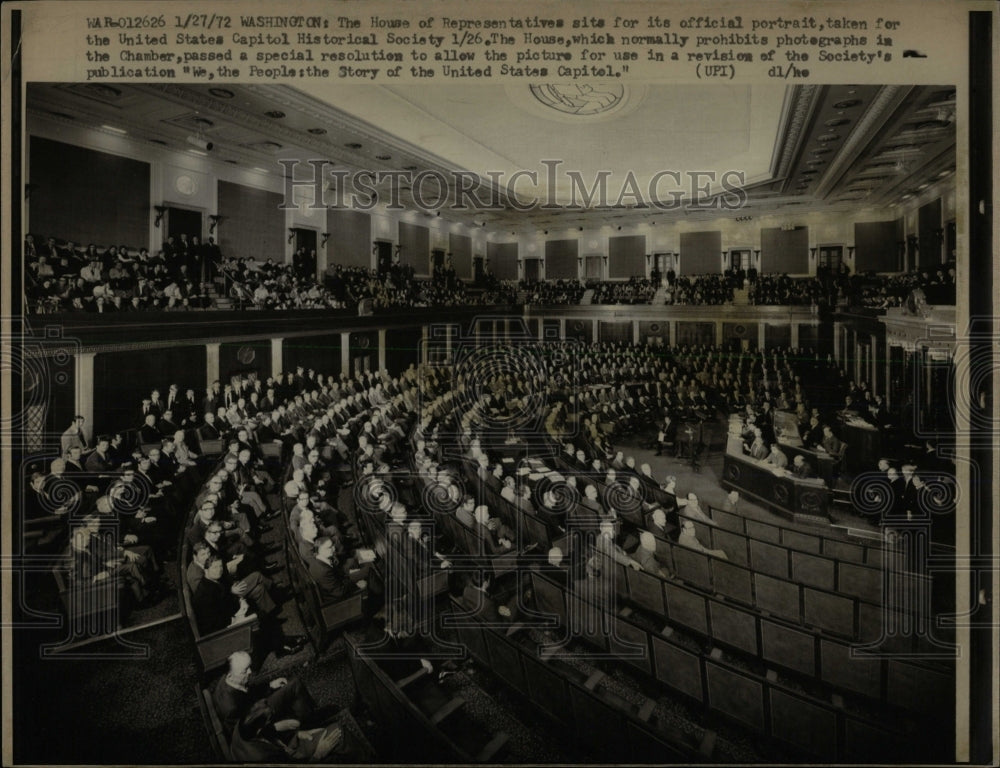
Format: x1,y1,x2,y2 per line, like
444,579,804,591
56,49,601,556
27,82,955,229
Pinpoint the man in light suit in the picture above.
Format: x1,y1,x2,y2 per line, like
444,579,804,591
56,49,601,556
60,415,88,457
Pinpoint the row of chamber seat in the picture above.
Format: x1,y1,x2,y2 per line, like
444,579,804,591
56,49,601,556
345,633,510,762
445,595,710,763
527,567,950,762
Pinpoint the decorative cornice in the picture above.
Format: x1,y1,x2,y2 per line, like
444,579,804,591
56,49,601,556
814,85,912,200
771,85,823,183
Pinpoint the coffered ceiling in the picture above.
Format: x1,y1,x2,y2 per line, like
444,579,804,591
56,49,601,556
27,82,955,229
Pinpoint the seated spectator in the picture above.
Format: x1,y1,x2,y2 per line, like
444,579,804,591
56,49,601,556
676,519,728,559
214,650,325,738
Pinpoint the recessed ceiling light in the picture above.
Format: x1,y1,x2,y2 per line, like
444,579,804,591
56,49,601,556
243,140,283,152
912,119,951,130
252,167,269,173
209,88,235,99
937,169,952,177
264,110,285,119
188,149,207,156
102,124,127,135
307,127,327,135
928,89,956,104
345,142,363,149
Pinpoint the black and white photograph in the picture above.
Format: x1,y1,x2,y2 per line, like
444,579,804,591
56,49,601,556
2,2,996,766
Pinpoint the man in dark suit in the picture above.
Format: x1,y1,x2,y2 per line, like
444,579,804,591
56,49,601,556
757,402,775,445
791,454,816,479
460,572,504,622
803,416,824,449
192,555,251,635
60,415,88,457
158,410,181,437
655,414,678,456
899,464,918,516
885,467,905,520
820,425,844,456
307,536,364,603
213,650,322,740
148,389,165,418
198,412,222,441
139,414,161,445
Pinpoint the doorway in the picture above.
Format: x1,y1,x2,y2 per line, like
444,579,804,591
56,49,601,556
817,245,843,272
523,259,541,282
375,240,393,275
431,248,446,275
290,228,318,279
729,249,752,272
167,207,202,242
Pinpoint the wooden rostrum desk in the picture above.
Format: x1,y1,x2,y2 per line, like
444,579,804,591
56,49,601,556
721,437,833,526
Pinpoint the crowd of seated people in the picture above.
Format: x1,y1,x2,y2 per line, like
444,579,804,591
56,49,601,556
746,273,826,306
663,273,736,305
848,264,957,309
25,233,221,313
26,233,516,315
521,279,586,305
32,330,955,760
222,257,349,310
409,349,731,575
591,277,658,305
